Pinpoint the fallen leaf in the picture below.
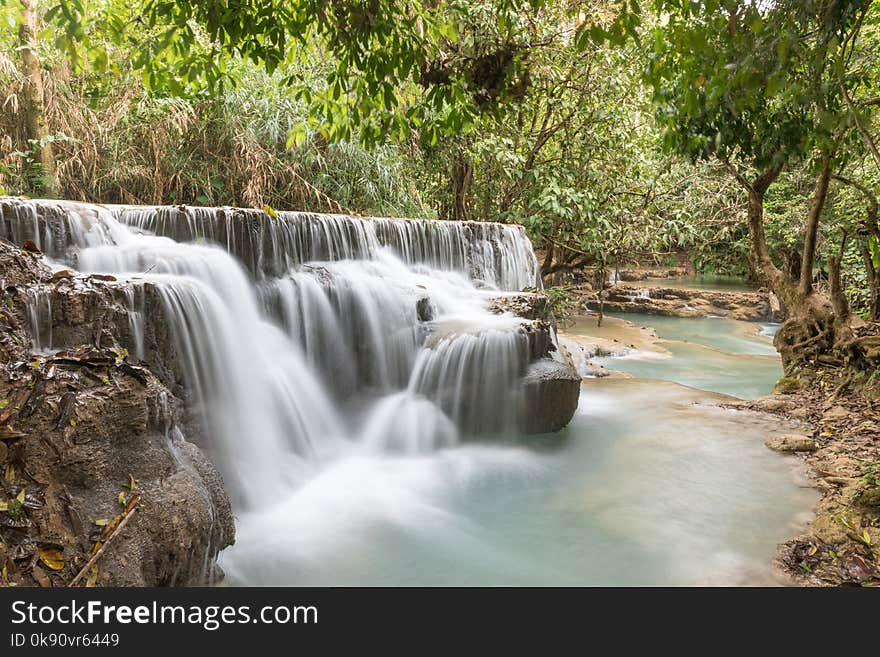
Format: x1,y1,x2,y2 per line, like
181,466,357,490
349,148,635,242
98,515,121,541
49,270,75,283
37,546,64,571
123,493,141,516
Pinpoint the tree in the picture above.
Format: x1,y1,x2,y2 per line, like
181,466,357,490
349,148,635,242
42,0,546,147
17,0,56,194
643,0,878,372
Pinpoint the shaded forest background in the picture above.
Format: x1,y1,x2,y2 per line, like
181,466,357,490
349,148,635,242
1,0,879,353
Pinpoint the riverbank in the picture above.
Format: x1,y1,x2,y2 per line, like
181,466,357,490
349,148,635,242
727,372,880,586
565,310,880,586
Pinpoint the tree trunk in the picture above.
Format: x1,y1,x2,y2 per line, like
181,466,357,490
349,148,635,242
798,155,831,296
733,162,839,373
832,174,879,321
860,239,880,321
828,233,851,333
18,0,56,195
540,242,554,278
744,171,787,293
449,149,472,222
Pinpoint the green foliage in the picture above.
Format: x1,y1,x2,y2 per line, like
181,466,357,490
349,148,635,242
645,0,871,171
37,0,550,148
543,284,578,324
1,0,877,318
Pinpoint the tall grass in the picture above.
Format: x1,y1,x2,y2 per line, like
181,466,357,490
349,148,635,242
0,52,427,217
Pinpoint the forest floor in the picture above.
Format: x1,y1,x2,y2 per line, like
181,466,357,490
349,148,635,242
728,370,880,587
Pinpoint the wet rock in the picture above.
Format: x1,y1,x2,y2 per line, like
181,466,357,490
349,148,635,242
416,296,435,322
6,363,234,586
765,434,818,453
521,359,581,434
0,238,233,586
488,292,550,320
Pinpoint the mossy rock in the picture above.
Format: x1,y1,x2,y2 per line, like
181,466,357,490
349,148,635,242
774,376,804,394
809,513,858,545
765,434,817,453
855,486,880,507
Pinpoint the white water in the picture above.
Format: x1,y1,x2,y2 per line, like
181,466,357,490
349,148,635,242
0,198,817,585
1,199,538,506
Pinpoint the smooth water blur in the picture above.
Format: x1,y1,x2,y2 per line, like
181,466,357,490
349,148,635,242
223,378,816,585
224,311,812,586
603,312,778,356
2,199,814,586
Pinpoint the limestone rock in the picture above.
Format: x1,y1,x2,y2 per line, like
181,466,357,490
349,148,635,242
521,359,581,434
585,283,775,322
765,434,818,453
0,237,233,587
752,396,794,412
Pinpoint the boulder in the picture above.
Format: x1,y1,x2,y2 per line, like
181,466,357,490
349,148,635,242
521,359,581,434
765,434,818,453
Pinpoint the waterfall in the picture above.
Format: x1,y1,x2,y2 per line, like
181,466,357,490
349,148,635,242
0,197,552,509
105,204,541,290
24,287,53,353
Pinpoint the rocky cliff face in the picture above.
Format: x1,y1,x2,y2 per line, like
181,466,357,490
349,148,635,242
0,241,233,587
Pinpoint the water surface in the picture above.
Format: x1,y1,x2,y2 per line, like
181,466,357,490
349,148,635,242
223,313,814,586
629,274,753,292
569,313,783,399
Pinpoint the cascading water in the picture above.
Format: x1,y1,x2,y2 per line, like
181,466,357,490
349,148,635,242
0,197,819,585
108,204,541,290
0,197,544,509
